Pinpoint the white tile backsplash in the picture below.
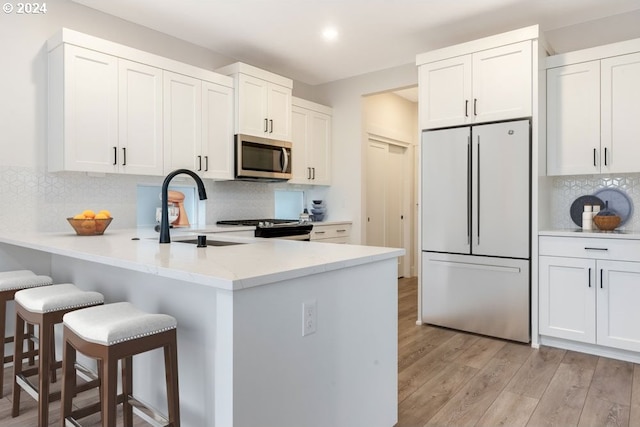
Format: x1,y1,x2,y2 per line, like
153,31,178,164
551,174,640,231
0,166,291,233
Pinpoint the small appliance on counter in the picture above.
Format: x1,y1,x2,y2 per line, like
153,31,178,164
310,200,326,222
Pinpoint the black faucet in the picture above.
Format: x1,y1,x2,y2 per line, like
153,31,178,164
159,169,208,244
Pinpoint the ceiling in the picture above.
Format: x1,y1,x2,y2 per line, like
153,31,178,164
71,0,640,86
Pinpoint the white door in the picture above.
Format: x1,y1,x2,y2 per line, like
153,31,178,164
64,45,118,173
546,61,601,175
366,140,407,277
118,59,163,176
597,260,640,352
267,83,292,141
601,52,640,174
472,120,529,259
472,41,532,123
539,256,596,343
163,71,202,173
421,127,471,254
418,55,471,129
202,81,234,180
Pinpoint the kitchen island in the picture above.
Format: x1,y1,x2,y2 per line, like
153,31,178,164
0,229,403,427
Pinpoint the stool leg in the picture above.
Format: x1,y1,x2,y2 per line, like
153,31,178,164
49,323,57,383
61,335,77,425
0,298,7,396
164,339,180,427
27,323,35,365
101,354,118,427
11,311,26,417
38,320,52,427
122,356,133,427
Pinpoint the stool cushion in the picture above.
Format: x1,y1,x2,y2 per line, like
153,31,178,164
63,302,177,346
15,283,104,313
0,270,52,292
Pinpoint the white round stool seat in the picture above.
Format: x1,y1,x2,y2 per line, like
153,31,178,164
63,302,177,346
0,270,52,292
15,283,104,314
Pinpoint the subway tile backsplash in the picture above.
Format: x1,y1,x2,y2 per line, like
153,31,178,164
551,174,640,231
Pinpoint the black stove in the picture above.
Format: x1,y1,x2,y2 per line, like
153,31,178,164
216,219,297,226
217,219,313,240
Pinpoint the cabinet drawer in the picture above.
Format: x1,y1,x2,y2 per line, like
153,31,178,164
311,224,351,242
539,236,640,262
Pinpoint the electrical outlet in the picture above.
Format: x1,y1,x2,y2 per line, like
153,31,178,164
302,300,317,336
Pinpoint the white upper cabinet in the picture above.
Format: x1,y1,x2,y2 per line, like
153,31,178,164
418,40,532,129
201,81,234,180
546,61,601,176
163,72,202,173
49,44,119,173
546,38,640,176
290,98,332,185
218,62,293,141
47,28,234,178
601,52,640,174
118,59,164,175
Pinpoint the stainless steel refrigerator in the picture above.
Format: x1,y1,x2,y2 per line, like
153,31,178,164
421,119,530,342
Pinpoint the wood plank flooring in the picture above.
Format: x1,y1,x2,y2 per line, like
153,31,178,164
2,277,639,426
397,276,640,427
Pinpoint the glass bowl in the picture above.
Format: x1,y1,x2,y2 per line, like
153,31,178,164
67,217,113,236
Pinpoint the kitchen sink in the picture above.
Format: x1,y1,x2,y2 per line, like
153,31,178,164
173,238,244,246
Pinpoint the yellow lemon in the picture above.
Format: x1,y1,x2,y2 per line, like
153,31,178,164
82,210,96,219
98,210,111,218
95,213,109,220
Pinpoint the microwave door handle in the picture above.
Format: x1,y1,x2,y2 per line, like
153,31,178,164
281,147,289,173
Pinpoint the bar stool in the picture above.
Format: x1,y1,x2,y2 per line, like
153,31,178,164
12,283,104,427
61,302,180,427
0,270,53,395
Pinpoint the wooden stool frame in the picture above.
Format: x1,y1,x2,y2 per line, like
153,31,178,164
0,288,36,396
12,301,102,427
61,326,180,427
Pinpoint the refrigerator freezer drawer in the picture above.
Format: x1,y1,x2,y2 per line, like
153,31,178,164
421,252,530,342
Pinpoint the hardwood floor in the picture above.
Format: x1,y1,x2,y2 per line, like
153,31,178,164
397,276,640,427
2,277,639,426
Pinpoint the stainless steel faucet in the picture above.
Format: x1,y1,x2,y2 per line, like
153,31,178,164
159,169,208,243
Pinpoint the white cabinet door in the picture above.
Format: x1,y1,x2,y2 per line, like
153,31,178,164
267,83,292,141
597,260,640,352
546,61,601,176
539,256,596,343
290,103,332,185
237,74,269,138
601,52,640,174
201,81,234,180
63,45,118,173
418,55,472,129
163,71,202,173
472,41,532,123
118,59,163,176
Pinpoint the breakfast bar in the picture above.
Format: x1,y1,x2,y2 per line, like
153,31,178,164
0,229,403,427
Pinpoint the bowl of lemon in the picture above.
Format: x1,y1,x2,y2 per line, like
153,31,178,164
67,209,113,236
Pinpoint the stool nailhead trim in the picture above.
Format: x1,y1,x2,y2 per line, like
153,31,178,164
43,299,105,314
107,325,177,346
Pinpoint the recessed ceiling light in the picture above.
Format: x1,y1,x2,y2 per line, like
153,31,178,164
322,26,338,42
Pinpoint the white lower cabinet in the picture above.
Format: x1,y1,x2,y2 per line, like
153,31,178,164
539,236,640,353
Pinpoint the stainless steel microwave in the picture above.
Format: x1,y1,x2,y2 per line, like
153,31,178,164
235,134,292,181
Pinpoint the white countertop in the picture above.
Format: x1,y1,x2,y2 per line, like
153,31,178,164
539,229,640,240
0,228,402,291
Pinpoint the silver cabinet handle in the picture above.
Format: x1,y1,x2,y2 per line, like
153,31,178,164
584,247,608,251
588,267,591,288
269,119,273,134
337,229,347,233
474,98,478,116
264,118,269,133
204,156,209,172
113,146,117,166
197,155,202,171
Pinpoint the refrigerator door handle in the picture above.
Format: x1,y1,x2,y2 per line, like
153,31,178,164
477,136,481,245
467,138,471,244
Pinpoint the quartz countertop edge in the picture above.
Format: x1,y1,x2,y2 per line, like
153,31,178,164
539,229,640,239
0,229,403,291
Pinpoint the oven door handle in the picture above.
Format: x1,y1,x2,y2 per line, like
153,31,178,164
281,147,289,173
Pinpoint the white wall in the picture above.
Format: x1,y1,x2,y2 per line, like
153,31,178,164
309,64,418,244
